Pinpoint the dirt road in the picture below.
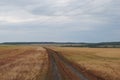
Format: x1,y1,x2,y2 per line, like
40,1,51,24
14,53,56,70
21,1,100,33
45,48,92,80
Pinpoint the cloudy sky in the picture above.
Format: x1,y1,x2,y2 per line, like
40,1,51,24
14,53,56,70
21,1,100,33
0,0,120,42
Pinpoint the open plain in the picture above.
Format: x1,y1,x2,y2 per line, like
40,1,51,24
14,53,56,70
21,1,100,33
0,45,120,80
0,46,48,80
51,47,120,80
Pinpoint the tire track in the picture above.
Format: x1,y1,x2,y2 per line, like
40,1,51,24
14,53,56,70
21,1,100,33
46,48,62,80
45,48,90,80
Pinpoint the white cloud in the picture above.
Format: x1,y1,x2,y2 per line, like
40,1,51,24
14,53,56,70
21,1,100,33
0,0,120,42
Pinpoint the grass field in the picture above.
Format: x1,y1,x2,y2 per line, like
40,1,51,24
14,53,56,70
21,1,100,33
51,47,120,80
0,45,120,80
0,46,48,80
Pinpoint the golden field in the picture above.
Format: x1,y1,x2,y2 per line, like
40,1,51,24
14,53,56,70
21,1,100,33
0,45,120,80
51,47,120,80
0,46,48,80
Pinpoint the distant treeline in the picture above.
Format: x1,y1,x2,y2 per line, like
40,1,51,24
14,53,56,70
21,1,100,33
1,42,120,48
61,42,120,48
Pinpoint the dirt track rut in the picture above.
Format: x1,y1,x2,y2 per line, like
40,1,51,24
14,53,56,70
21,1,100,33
45,48,90,80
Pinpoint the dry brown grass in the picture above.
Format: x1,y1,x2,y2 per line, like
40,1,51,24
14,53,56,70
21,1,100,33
51,47,120,80
0,46,48,80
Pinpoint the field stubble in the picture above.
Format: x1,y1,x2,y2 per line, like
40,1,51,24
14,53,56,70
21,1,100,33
0,46,48,80
50,47,120,80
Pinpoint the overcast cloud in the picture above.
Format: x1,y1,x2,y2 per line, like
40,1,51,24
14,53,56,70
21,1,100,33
0,0,120,42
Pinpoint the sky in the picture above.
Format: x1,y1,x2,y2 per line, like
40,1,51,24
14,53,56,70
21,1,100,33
0,0,120,42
